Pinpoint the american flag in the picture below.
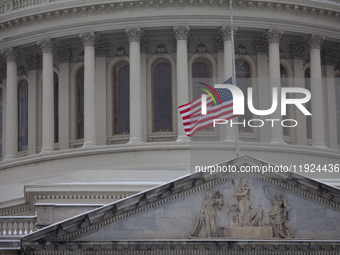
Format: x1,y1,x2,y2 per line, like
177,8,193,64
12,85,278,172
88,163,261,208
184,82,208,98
178,77,236,137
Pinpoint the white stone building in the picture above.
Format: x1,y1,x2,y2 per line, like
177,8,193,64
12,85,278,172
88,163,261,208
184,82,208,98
0,0,340,253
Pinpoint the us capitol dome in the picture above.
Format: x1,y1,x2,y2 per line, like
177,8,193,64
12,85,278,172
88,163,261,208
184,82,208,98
0,0,339,253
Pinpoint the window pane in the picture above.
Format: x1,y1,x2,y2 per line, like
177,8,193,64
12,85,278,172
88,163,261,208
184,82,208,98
113,61,130,135
236,59,251,133
192,58,213,131
76,67,84,139
281,64,289,136
336,74,340,145
54,73,59,143
18,80,28,151
152,58,172,132
305,68,312,139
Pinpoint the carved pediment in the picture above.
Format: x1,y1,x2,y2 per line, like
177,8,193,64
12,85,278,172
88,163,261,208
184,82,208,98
22,156,340,253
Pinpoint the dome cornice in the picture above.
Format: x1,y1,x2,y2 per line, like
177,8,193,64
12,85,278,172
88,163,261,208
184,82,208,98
0,0,339,48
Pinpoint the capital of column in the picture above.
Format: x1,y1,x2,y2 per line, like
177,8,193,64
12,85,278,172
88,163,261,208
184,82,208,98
323,48,337,66
267,29,284,44
26,53,40,71
79,32,98,47
56,46,72,63
173,26,190,41
1,47,20,63
306,34,325,50
37,38,57,54
254,38,268,54
291,42,305,59
125,28,143,43
220,26,238,41
95,40,108,57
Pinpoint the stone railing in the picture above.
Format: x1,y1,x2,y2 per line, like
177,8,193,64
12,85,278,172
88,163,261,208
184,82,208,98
0,216,36,235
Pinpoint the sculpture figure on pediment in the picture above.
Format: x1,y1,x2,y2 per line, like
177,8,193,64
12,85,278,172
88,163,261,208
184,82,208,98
263,186,294,238
231,178,251,227
190,190,224,238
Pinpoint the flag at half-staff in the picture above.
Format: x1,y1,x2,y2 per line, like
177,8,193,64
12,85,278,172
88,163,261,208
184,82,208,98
178,77,236,137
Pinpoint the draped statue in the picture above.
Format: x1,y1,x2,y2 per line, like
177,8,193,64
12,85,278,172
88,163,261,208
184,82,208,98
190,190,224,238
263,186,295,238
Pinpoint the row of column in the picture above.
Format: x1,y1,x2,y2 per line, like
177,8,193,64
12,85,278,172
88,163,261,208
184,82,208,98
222,28,327,147
0,27,332,159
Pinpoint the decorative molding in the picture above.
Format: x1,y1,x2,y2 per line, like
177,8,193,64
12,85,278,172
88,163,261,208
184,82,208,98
254,38,268,54
173,26,190,41
115,46,126,58
0,63,6,82
220,26,238,41
323,48,337,65
306,34,325,50
291,42,305,59
156,43,166,56
1,47,19,62
214,35,224,52
196,42,207,55
29,246,340,255
17,65,27,78
37,38,57,54
79,32,98,47
267,29,284,44
56,46,72,63
95,40,108,57
125,28,143,43
26,53,40,71
140,36,149,53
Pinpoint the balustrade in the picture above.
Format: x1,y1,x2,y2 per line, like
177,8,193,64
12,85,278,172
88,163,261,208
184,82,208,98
0,216,36,236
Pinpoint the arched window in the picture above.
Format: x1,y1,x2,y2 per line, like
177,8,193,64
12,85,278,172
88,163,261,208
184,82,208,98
152,58,173,132
0,88,2,158
113,61,130,135
305,68,312,140
54,72,59,143
192,57,213,131
76,66,84,140
280,64,290,136
236,59,252,133
336,73,340,145
18,80,28,151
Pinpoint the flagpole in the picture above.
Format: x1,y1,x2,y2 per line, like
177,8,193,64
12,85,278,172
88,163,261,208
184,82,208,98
229,0,240,157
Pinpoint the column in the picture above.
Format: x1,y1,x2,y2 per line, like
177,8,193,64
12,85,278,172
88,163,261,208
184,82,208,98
26,54,40,155
1,47,19,159
57,47,71,150
214,35,225,141
125,28,143,144
323,49,337,149
254,38,270,143
80,32,97,147
174,26,190,142
38,39,56,153
95,41,108,146
0,64,7,158
140,37,148,143
307,34,326,147
221,26,237,142
267,29,284,144
291,42,307,146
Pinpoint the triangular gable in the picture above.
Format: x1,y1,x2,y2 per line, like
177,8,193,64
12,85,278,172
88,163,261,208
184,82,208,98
22,155,340,251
